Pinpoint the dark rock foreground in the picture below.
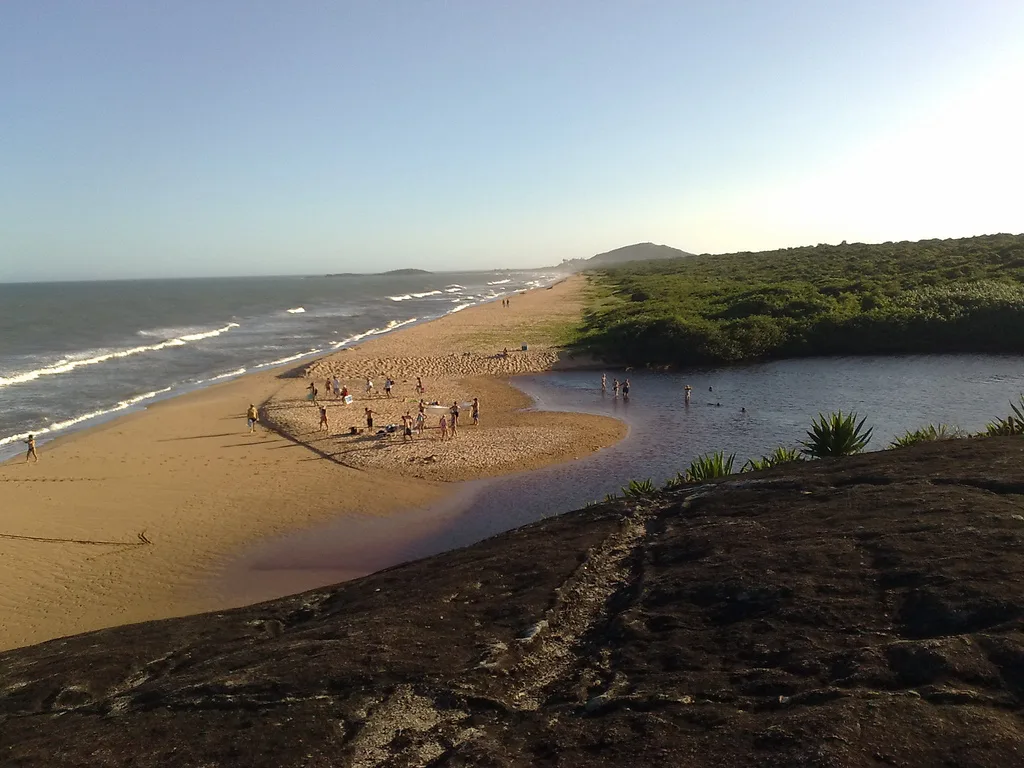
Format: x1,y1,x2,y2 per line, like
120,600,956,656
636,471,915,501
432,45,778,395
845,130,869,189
4,438,1024,767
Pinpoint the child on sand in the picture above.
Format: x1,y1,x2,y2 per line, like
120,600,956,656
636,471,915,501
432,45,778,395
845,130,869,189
471,397,480,426
319,405,329,432
24,434,38,463
246,404,259,434
365,377,374,395
439,414,449,440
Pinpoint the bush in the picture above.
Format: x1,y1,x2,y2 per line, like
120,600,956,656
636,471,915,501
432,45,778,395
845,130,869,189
888,423,962,448
984,395,1024,436
801,411,873,458
684,451,736,482
742,446,804,472
622,478,657,498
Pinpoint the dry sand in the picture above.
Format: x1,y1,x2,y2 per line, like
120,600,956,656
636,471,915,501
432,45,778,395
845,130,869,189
0,276,624,651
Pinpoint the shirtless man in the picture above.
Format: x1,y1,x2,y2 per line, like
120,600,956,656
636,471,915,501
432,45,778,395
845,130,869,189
24,434,38,463
471,397,480,426
402,412,414,442
365,407,376,431
318,405,329,432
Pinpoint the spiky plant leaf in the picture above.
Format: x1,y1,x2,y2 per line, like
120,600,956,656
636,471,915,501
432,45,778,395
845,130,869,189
801,411,873,458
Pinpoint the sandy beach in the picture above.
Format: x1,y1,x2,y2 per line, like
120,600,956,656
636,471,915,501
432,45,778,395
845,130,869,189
0,276,625,651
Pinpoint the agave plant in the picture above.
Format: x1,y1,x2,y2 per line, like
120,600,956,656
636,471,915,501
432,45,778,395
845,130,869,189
888,423,961,448
684,451,736,482
742,446,804,472
983,395,1024,436
801,411,873,458
622,478,657,498
663,472,687,490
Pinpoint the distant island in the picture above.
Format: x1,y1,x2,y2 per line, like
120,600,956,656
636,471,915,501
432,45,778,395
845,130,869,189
556,242,693,272
325,268,432,277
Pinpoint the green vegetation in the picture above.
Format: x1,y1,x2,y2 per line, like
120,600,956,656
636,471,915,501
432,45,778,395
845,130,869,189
575,234,1024,366
802,411,873,458
742,446,804,472
622,478,657,498
984,395,1024,436
888,424,962,448
682,451,737,482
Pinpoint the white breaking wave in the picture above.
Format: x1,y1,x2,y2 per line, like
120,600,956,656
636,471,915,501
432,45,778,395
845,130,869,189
448,303,474,314
411,290,442,298
286,307,306,314
388,294,413,302
0,322,241,389
0,387,175,448
264,350,320,366
444,287,463,293
203,367,248,382
487,279,512,285
335,317,419,346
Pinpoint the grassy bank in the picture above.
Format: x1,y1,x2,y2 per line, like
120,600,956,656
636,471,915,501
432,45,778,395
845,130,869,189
574,233,1024,366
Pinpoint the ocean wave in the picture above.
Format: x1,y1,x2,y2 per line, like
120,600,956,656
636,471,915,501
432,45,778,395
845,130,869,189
444,287,463,293
0,387,175,448
202,367,248,382
286,307,306,314
336,317,419,346
411,290,442,298
487,279,512,285
388,294,413,302
447,303,474,314
263,350,320,366
0,322,241,389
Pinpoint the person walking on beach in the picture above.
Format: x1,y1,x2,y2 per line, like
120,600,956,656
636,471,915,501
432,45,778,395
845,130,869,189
439,414,449,441
416,376,424,395
384,377,393,398
332,377,341,398
622,378,631,401
449,401,460,437
415,408,426,435
307,381,318,404
471,397,480,426
612,378,619,398
326,378,332,398
365,377,374,396
365,407,376,431
24,434,38,463
341,385,349,403
402,412,414,442
246,404,259,434
318,405,329,432
601,373,607,392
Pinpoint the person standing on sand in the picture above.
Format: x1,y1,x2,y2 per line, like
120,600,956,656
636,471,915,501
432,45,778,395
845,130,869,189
384,377,393,398
341,385,349,402
402,412,414,442
471,397,480,426
307,381,318,404
365,407,376,431
439,414,449,440
332,377,341,397
365,377,374,396
450,401,460,437
318,405,329,432
247,404,259,434
416,376,424,395
326,378,332,398
415,409,426,435
24,434,38,463
622,379,631,401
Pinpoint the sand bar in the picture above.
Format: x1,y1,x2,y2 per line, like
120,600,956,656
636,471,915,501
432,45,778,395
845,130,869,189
0,276,625,651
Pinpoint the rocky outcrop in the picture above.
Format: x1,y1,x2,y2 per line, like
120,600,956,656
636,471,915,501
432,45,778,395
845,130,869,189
4,437,1024,766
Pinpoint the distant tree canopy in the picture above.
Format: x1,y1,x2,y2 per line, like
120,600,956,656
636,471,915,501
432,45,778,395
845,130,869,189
574,234,1024,366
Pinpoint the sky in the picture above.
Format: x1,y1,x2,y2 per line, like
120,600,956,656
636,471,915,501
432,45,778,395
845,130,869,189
1,1,1023,282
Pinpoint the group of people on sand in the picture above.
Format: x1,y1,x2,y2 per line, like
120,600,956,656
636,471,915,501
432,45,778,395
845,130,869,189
600,373,631,401
258,374,482,443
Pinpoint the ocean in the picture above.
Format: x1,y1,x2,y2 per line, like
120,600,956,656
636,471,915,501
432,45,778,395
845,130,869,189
0,270,561,461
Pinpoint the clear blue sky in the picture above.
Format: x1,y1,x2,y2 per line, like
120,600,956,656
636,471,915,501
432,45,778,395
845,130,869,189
2,1,1022,281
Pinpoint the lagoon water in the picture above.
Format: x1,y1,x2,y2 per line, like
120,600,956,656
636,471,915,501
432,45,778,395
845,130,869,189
218,354,1024,605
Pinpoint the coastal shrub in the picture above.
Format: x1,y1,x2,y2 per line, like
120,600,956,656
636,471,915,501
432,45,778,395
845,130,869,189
684,451,736,482
622,478,657,498
603,493,619,503
801,411,873,458
888,424,962,448
983,395,1024,436
742,446,804,472
572,234,1024,366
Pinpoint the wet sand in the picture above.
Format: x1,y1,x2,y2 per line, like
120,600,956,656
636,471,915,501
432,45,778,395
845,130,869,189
0,276,625,651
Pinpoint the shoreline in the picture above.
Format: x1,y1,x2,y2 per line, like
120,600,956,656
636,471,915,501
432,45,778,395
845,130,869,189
0,276,626,652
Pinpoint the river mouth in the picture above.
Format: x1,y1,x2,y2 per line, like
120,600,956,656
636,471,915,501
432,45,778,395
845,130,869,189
213,353,1024,606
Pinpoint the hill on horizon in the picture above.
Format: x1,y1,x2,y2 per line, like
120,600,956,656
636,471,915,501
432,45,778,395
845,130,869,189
558,242,693,271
